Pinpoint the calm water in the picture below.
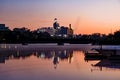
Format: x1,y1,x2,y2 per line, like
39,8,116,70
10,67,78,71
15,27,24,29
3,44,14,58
0,44,120,80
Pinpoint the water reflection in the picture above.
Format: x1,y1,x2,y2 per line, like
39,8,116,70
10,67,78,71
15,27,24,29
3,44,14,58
85,55,120,71
90,59,120,71
35,49,74,69
0,44,120,70
53,53,59,69
0,44,120,80
0,48,74,69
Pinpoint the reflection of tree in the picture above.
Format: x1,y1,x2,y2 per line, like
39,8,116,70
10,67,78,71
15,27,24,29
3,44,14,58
0,50,33,63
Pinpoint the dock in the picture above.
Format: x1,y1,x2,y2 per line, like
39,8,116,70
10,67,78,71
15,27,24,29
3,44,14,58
84,51,107,60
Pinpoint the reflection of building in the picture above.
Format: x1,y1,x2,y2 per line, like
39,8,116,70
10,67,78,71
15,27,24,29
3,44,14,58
68,52,73,63
53,54,59,69
35,49,74,69
0,48,74,70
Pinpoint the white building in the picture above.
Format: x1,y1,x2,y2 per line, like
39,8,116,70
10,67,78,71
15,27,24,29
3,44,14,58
37,27,55,36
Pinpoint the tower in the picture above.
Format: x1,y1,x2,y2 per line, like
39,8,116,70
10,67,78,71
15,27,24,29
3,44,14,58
68,24,73,35
69,24,72,29
53,18,59,29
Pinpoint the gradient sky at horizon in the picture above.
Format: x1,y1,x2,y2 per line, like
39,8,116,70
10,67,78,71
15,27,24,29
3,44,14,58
0,0,120,34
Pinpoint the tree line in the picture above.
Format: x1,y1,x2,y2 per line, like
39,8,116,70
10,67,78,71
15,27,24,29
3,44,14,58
1,27,120,45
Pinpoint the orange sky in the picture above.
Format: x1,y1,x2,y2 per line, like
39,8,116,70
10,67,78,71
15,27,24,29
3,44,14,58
1,0,120,34
1,16,119,35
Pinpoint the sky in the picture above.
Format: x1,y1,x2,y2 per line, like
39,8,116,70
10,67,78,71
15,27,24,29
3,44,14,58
0,0,120,34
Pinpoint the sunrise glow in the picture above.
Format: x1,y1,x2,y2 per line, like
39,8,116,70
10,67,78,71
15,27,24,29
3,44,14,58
1,0,120,34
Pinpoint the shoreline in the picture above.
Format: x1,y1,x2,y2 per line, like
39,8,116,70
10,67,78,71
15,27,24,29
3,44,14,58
0,43,92,51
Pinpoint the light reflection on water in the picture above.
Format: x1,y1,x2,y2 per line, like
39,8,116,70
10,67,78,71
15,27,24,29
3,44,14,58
0,44,120,80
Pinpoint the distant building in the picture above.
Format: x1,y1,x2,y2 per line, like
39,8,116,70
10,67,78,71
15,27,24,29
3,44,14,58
53,18,60,29
57,26,68,35
37,18,74,37
53,18,74,37
67,24,74,36
37,27,55,36
0,24,9,31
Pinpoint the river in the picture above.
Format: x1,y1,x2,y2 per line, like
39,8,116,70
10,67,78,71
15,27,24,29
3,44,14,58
0,44,120,80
